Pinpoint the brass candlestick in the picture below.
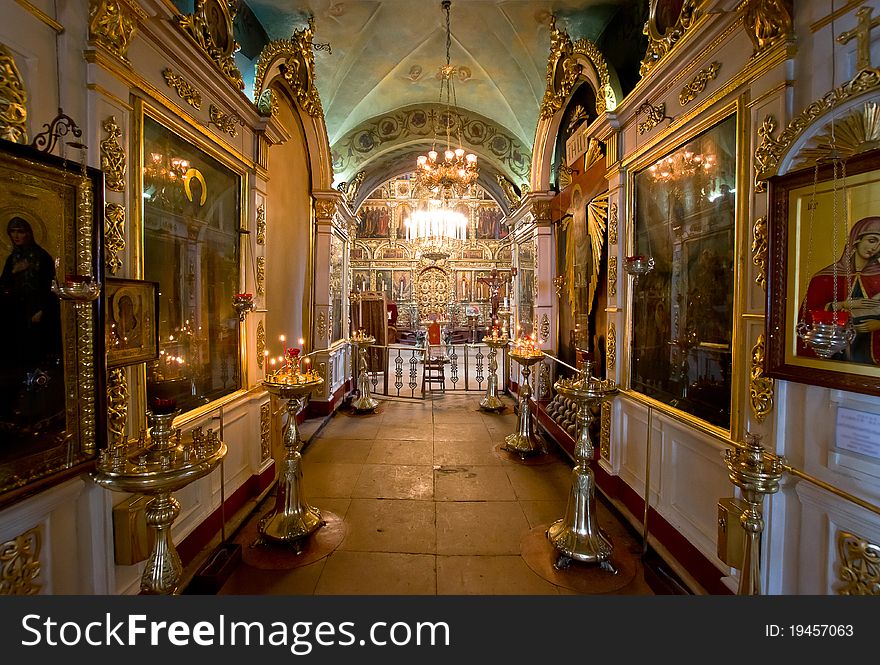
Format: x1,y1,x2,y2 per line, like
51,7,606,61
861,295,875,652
724,432,783,595
92,409,227,594
259,374,325,549
547,360,619,571
480,335,509,412
350,333,379,412
503,349,546,458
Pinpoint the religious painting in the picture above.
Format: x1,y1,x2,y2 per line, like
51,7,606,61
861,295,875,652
392,270,411,302
106,278,159,367
380,246,406,259
357,204,391,238
457,271,471,301
630,113,736,430
0,138,105,508
766,148,880,397
477,206,507,239
353,270,371,293
375,269,392,300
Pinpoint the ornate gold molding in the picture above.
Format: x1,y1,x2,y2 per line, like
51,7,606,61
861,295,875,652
836,530,880,595
209,104,240,137
572,38,616,113
107,367,128,449
317,311,327,342
260,402,271,463
637,101,669,135
256,320,265,369
256,255,265,296
744,0,793,59
162,68,202,110
100,115,126,192
679,61,720,106
608,202,618,245
315,198,337,220
606,322,616,370
256,203,266,244
540,313,550,343
608,256,617,298
176,0,244,91
256,88,278,117
0,43,28,144
755,67,880,183
600,402,611,460
337,171,364,206
88,0,139,61
104,203,125,275
640,0,700,78
751,215,768,292
0,526,41,595
795,101,880,169
253,18,323,117
749,333,774,424
557,162,573,189
530,200,552,224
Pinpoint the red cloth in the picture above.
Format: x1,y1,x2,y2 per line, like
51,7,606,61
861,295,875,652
428,321,441,345
387,303,398,326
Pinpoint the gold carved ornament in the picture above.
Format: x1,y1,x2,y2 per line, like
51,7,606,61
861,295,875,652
637,101,670,135
600,402,611,460
584,138,605,170
0,526,42,595
749,333,774,424
104,203,125,275
256,203,266,244
608,256,617,298
540,313,550,343
259,402,271,463
0,43,27,143
557,162,573,190
256,320,265,369
317,311,327,342
838,7,880,71
608,202,618,245
744,0,793,58
679,61,720,106
107,367,128,449
606,322,616,370
336,171,365,207
177,0,244,90
640,0,700,77
209,104,241,137
253,18,323,117
256,255,265,296
315,198,337,220
162,68,202,110
795,102,880,169
751,215,768,292
100,115,126,192
836,530,880,595
497,175,527,212
88,0,139,61
76,172,98,455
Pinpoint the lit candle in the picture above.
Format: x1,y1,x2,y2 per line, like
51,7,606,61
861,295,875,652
263,349,269,378
280,334,287,359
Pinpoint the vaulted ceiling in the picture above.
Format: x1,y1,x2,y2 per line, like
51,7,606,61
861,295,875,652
239,0,647,208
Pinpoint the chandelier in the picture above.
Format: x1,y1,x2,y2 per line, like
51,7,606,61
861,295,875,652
649,148,716,184
414,0,478,199
404,202,468,255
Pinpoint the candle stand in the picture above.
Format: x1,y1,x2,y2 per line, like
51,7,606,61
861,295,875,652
480,335,509,412
503,349,546,458
351,332,379,412
92,409,227,594
547,360,619,571
258,373,325,550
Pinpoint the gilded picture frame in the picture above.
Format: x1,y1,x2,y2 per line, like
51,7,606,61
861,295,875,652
0,138,105,508
766,149,880,396
106,277,159,368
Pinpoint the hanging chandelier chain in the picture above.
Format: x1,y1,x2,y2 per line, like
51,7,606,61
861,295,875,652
800,164,819,325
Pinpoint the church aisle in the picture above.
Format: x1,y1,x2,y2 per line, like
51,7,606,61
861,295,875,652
216,393,654,595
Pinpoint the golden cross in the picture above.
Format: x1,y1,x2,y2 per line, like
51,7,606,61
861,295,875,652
837,6,880,71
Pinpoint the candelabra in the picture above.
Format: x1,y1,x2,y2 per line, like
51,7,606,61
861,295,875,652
480,331,509,412
91,406,227,594
503,338,546,458
350,330,379,412
546,360,619,571
259,368,325,548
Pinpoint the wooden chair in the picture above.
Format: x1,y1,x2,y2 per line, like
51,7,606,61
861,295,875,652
422,321,447,393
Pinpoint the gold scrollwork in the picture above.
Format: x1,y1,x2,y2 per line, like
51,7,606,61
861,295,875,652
107,367,128,448
256,255,265,296
100,115,126,192
177,0,244,90
637,101,669,135
608,202,618,245
679,61,721,106
317,311,327,342
600,402,611,460
749,333,774,424
754,115,781,191
0,43,28,144
209,104,240,137
256,319,265,369
836,530,880,595
253,18,323,117
744,0,793,59
608,256,617,298
540,313,550,343
162,68,202,110
260,402,270,463
0,526,42,595
88,0,139,61
795,102,880,169
104,203,125,275
256,203,266,244
640,0,700,77
607,322,616,370
315,198,337,220
752,215,768,292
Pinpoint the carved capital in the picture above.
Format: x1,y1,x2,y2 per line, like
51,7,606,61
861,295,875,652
89,0,140,61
